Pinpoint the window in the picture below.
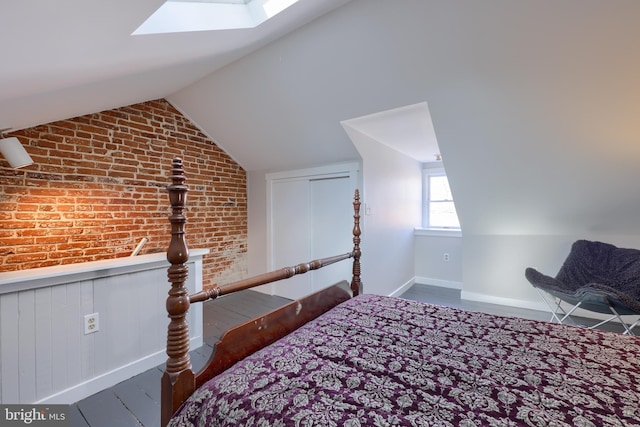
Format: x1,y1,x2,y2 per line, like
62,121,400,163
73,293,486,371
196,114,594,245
423,167,460,229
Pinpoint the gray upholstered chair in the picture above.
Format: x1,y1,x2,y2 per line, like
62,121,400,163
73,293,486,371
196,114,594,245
525,240,640,335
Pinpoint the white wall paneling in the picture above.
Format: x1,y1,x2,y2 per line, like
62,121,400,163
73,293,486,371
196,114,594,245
0,250,207,404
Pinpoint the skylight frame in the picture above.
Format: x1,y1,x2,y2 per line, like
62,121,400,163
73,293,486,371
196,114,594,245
133,0,300,35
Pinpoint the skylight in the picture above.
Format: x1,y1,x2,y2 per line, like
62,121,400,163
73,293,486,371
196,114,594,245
133,0,299,35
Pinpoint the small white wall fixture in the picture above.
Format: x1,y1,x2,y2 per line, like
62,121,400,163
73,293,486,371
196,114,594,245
0,136,33,169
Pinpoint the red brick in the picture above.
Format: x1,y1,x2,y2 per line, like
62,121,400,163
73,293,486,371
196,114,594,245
0,99,247,288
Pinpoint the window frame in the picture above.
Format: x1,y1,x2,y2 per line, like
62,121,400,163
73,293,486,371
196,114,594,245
422,165,460,231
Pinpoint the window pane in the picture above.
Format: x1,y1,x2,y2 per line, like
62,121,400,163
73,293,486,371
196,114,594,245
429,201,460,228
423,169,460,229
429,175,453,201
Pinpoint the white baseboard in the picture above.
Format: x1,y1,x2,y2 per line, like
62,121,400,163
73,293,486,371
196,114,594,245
461,290,548,312
36,335,202,405
411,277,545,312
390,277,463,298
461,290,640,322
389,277,416,297
414,277,463,290
408,278,639,326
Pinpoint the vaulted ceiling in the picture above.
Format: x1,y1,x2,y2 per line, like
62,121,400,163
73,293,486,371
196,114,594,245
4,0,640,237
0,0,350,132
168,0,640,236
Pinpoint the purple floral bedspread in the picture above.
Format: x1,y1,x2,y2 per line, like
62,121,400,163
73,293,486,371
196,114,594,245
169,294,640,426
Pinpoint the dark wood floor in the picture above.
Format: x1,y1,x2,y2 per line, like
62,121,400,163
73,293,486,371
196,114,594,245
69,283,625,426
400,284,552,321
70,290,291,426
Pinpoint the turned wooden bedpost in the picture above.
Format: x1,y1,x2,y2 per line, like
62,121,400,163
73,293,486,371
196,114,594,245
351,189,362,296
161,158,195,426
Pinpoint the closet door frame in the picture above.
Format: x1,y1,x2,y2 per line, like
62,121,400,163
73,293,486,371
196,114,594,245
266,162,360,297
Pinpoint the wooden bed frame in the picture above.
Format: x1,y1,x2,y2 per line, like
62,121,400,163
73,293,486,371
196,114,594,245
161,158,362,426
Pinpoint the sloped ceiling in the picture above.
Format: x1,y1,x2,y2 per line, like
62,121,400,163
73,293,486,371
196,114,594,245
0,0,351,131
341,103,440,164
4,0,640,238
170,0,640,236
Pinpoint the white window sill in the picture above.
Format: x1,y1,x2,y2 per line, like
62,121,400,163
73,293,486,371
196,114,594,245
414,228,462,237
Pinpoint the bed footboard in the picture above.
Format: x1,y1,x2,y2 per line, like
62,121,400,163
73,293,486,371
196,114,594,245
161,158,361,426
195,280,352,388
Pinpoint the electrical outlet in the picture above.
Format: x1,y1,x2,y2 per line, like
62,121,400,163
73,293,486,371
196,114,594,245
443,253,450,262
84,313,99,335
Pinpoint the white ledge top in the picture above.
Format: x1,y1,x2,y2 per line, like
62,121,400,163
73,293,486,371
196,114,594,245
0,248,209,295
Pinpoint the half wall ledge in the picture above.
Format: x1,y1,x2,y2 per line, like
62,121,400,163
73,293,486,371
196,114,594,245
0,248,208,404
0,249,209,295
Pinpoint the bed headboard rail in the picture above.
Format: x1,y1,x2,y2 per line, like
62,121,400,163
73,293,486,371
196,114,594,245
162,158,361,425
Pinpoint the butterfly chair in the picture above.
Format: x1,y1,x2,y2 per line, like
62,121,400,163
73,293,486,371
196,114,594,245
525,240,640,335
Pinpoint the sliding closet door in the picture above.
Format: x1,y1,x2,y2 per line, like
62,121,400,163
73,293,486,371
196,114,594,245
309,177,353,292
270,179,311,299
268,163,359,300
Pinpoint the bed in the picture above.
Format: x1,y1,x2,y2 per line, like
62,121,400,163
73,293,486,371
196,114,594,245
162,158,640,426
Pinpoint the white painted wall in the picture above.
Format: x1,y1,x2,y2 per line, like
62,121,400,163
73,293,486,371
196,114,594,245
461,235,569,311
173,0,640,308
248,142,420,297
247,169,269,280
414,232,463,289
462,233,640,312
343,126,421,296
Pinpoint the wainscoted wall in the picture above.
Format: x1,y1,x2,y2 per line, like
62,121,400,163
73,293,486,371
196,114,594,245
0,99,247,289
0,251,205,404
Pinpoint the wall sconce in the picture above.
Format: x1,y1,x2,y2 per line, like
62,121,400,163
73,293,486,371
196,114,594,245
0,130,34,169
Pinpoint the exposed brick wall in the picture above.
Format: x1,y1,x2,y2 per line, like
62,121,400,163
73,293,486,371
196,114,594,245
0,99,247,289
